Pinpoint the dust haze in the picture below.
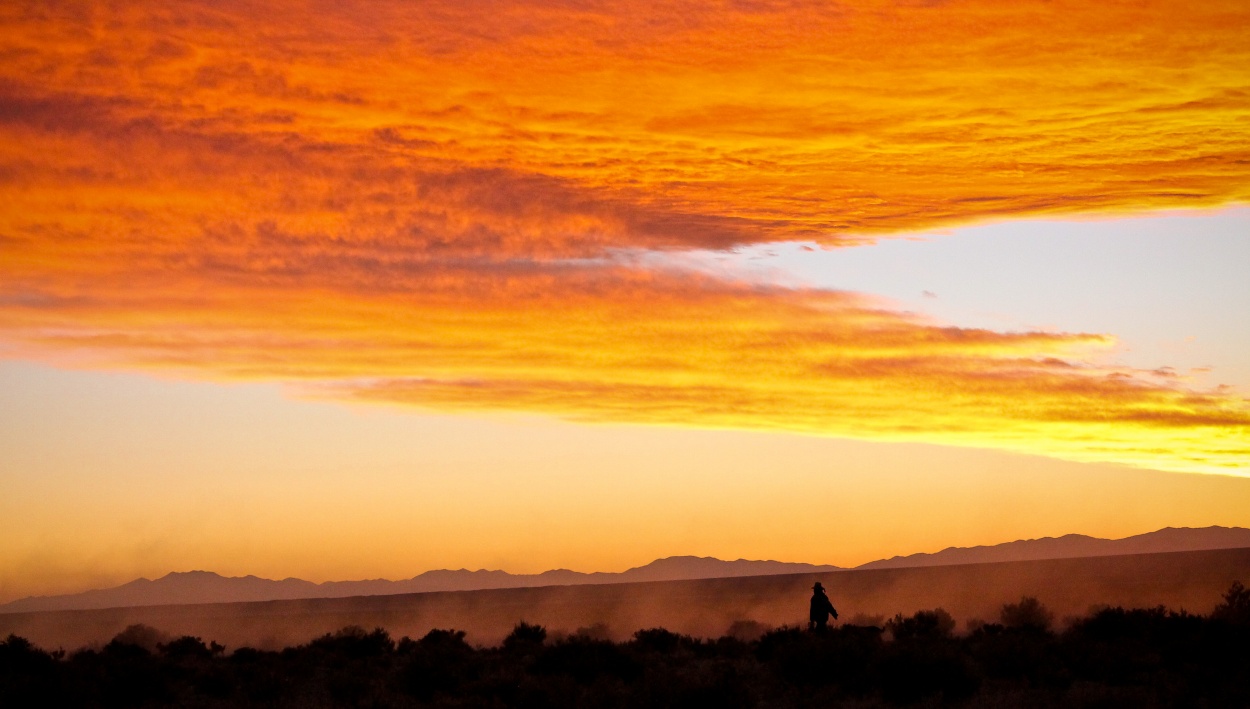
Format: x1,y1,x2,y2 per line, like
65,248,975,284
3,548,1248,651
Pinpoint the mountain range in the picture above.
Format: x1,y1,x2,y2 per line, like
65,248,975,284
856,525,1250,569
5,526,1249,614
0,557,840,613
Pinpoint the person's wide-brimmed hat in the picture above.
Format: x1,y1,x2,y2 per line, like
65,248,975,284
812,582,825,591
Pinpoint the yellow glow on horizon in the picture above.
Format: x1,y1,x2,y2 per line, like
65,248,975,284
4,362,1250,603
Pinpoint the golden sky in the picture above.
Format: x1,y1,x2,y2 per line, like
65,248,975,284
1,0,1249,598
3,0,1248,472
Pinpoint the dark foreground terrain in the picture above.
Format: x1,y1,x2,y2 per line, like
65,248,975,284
3,582,1249,708
5,547,1249,650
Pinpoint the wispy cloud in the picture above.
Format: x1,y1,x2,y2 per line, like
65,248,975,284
4,254,1246,473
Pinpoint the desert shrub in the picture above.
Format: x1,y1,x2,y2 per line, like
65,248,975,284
75,638,180,707
308,625,395,659
410,627,470,652
503,621,548,653
755,624,884,693
107,623,169,653
397,628,478,700
1063,607,1191,689
631,627,689,654
966,620,1064,687
158,635,221,662
885,608,956,641
1212,580,1250,625
0,635,76,709
1001,596,1054,632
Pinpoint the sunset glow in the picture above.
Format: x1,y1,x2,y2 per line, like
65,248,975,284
1,0,1249,600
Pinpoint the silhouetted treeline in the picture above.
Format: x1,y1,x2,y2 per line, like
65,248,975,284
3,582,1249,708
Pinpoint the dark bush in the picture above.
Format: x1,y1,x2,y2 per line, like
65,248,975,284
0,635,74,709
503,621,548,653
631,627,689,654
108,623,169,652
1001,596,1055,632
158,635,218,661
1213,580,1250,625
308,625,394,659
756,624,883,692
398,628,478,700
885,608,956,641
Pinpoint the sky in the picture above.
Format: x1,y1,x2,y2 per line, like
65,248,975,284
1,0,1248,603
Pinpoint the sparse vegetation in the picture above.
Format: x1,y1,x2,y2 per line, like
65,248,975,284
1212,579,1250,625
3,584,1249,707
999,595,1055,632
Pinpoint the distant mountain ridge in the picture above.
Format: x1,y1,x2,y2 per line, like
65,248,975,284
0,557,840,613
5,526,1249,614
855,526,1250,570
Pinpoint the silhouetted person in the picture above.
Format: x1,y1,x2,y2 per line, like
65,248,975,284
809,581,838,631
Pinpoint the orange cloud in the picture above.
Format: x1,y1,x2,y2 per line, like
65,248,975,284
3,255,1247,474
3,0,1248,252
1,0,1248,474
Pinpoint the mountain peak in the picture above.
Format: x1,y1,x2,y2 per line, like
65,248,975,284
161,570,223,579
